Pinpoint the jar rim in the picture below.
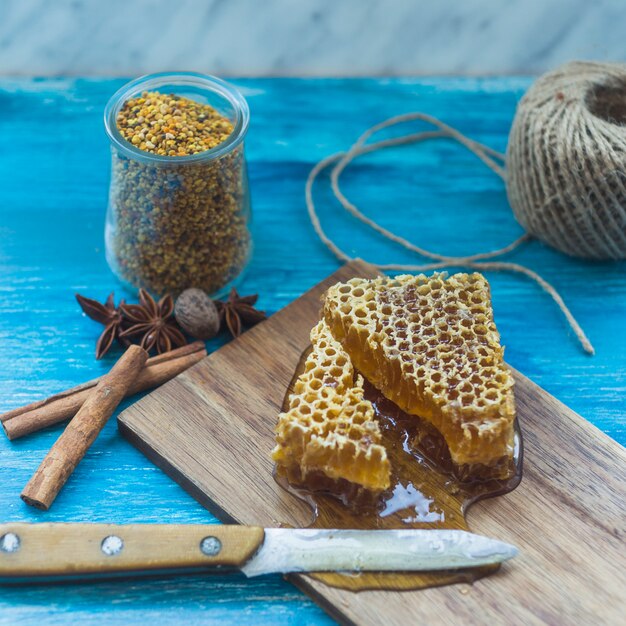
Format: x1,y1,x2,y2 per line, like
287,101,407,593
104,72,250,164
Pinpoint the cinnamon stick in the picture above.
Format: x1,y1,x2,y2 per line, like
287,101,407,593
1,342,206,440
21,345,149,510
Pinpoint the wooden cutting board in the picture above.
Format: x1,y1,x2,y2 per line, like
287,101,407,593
118,260,625,626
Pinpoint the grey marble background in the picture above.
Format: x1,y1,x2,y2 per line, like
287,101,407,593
0,0,624,75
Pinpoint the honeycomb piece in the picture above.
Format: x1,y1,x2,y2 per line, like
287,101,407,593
272,320,391,493
323,273,516,469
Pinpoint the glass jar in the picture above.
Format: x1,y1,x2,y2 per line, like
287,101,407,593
104,72,251,297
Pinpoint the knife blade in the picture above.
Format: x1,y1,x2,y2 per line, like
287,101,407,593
240,527,517,576
0,523,517,581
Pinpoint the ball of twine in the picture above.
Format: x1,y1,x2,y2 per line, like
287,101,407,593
507,61,626,259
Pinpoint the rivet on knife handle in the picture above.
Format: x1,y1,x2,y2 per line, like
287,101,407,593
0,523,265,579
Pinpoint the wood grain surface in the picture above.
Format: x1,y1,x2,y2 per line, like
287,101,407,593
1,77,625,626
119,260,626,626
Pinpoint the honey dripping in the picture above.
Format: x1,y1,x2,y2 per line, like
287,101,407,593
275,347,523,592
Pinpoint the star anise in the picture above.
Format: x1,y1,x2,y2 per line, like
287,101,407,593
216,288,267,338
76,292,127,360
119,289,187,354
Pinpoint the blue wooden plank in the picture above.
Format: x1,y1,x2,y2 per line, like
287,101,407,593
0,77,624,625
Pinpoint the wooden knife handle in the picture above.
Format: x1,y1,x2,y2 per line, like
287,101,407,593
0,523,265,580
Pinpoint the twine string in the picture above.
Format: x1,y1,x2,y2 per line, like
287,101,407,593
506,60,626,261
305,112,595,355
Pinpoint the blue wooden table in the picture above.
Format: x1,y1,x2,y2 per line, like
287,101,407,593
0,77,624,626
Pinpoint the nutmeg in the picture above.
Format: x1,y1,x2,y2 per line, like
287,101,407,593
174,288,220,340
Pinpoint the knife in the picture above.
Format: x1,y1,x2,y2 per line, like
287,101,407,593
0,523,517,581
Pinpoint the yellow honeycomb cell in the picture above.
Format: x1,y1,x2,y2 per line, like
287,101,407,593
272,320,391,493
323,273,516,469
